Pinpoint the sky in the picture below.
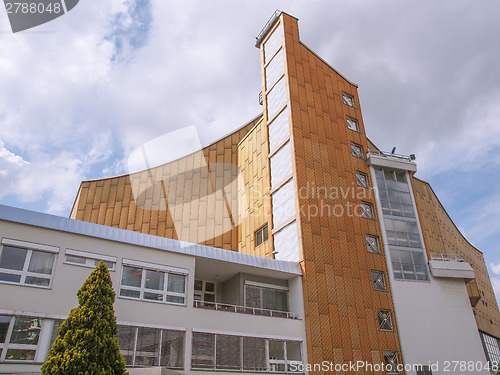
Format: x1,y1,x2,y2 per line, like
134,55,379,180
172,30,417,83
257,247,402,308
0,1,499,301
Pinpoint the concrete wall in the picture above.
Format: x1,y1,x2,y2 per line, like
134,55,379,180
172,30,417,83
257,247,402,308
391,277,489,375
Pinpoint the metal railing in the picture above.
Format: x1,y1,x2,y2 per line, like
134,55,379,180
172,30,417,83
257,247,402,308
193,300,298,319
255,10,282,47
367,149,415,162
430,253,465,262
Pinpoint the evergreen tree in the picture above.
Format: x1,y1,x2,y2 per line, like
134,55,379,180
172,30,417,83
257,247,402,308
42,262,126,375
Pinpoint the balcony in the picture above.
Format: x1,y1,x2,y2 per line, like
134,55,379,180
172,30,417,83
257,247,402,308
428,252,475,281
193,300,298,319
367,149,417,173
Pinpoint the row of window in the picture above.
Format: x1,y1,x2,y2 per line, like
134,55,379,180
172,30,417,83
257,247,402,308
0,242,117,289
0,242,189,306
191,332,302,372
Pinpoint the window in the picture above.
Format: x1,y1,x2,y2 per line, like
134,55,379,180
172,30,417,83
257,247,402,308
377,310,393,331
351,143,364,158
119,260,187,305
216,335,241,370
346,117,359,132
245,282,289,312
269,340,302,372
0,244,57,288
117,325,184,368
416,365,433,375
342,92,355,107
194,280,216,303
481,332,500,363
390,248,428,281
384,351,400,374
64,249,116,271
371,271,387,291
192,332,215,369
256,225,269,247
366,235,380,254
243,337,267,371
192,332,302,372
0,316,43,362
360,202,375,219
356,172,369,188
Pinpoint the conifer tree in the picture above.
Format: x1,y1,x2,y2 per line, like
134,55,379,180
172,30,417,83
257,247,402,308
42,262,126,375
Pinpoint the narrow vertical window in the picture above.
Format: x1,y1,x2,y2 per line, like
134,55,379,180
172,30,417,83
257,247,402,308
366,235,381,254
356,172,368,188
347,117,359,132
377,310,393,331
255,225,269,247
351,143,364,158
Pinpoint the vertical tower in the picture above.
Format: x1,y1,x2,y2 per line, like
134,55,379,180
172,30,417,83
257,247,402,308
257,12,403,372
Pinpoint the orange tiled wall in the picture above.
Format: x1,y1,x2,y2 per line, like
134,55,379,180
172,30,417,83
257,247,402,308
70,118,260,251
260,13,403,373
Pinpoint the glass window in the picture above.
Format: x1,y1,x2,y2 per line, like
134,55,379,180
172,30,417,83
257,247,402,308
119,265,187,305
371,271,387,291
216,335,241,370
28,251,55,275
243,337,267,371
342,92,355,107
0,246,27,271
377,310,393,331
270,141,293,188
356,172,368,188
256,225,269,247
384,351,400,374
193,280,216,305
360,202,375,219
135,327,161,367
366,235,380,254
269,340,286,372
117,325,185,369
351,143,364,158
0,246,56,288
64,251,116,271
245,285,288,312
161,330,184,368
0,316,11,343
192,332,215,369
347,117,359,132
9,317,42,345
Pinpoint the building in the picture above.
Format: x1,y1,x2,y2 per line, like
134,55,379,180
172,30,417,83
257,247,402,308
1,10,500,375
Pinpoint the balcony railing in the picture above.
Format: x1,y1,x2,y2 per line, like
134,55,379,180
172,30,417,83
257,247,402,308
193,300,298,319
430,253,465,262
367,149,415,162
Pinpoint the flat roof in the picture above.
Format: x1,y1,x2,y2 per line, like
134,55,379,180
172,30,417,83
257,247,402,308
0,205,301,276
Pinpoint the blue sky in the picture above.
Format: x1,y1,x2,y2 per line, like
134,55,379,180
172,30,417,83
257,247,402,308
0,0,499,301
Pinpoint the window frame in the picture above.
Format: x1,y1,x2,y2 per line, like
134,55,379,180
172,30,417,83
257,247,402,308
0,244,58,289
119,261,188,306
351,143,364,159
356,171,369,188
64,249,116,271
244,281,289,313
346,116,359,132
194,280,216,303
371,271,387,291
117,324,185,369
377,310,393,331
0,315,44,363
191,332,302,372
366,235,381,254
383,351,400,374
255,225,269,247
342,92,355,107
360,202,375,219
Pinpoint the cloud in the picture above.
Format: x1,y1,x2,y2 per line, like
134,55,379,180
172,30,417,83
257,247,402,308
1,0,500,221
